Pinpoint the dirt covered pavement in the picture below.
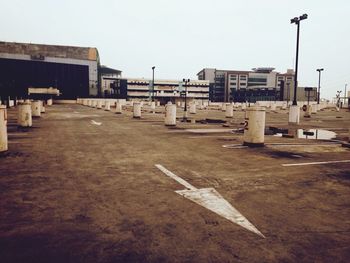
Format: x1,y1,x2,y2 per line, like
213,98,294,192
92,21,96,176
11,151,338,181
0,104,349,262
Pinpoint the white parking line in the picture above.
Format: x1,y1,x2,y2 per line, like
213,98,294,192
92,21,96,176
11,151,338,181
90,120,102,126
282,160,350,167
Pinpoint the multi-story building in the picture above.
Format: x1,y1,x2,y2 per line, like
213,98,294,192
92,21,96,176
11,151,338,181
113,78,209,104
197,67,296,102
100,65,122,97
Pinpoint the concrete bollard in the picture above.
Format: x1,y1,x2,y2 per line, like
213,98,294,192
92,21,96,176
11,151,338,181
304,105,312,118
47,98,53,106
270,103,276,111
288,105,300,124
31,101,41,117
104,100,111,111
311,104,317,114
133,102,142,118
189,103,196,114
157,101,160,107
225,103,234,118
92,100,97,108
115,102,122,114
17,102,32,127
165,104,177,126
282,103,287,110
151,101,156,111
242,103,246,110
243,106,266,147
0,105,8,152
97,100,102,109
221,103,226,112
177,101,181,107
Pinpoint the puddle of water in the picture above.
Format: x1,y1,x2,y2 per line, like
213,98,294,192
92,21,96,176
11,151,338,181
274,129,336,140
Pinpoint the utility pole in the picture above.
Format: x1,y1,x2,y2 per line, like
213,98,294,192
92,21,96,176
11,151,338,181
316,68,324,104
152,66,155,101
291,14,308,106
344,83,348,108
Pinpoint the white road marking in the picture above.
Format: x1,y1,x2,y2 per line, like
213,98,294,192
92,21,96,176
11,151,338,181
155,164,265,238
155,164,196,190
282,160,350,167
188,135,235,139
90,120,102,126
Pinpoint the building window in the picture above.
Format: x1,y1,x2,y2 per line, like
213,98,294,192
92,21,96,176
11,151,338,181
230,82,237,86
240,83,246,86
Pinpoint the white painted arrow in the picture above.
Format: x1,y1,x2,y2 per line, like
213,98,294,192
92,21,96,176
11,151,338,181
155,164,265,238
90,120,102,126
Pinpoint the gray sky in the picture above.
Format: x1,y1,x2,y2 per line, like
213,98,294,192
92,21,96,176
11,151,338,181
1,0,349,99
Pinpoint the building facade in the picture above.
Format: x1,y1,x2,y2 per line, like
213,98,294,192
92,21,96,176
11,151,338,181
197,67,296,102
0,41,101,99
113,78,209,104
100,65,122,98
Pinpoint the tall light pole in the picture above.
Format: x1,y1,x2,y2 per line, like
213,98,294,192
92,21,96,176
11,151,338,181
152,66,155,101
316,68,324,104
183,78,190,121
291,14,308,106
344,83,348,108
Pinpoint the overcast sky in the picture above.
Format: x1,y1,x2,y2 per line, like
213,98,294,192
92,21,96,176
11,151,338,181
1,0,349,99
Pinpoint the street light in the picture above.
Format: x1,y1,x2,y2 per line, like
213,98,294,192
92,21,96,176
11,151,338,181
152,66,155,101
316,68,324,104
291,13,308,106
183,78,190,121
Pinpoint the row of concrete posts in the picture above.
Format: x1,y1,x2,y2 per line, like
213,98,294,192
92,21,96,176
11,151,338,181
0,99,53,152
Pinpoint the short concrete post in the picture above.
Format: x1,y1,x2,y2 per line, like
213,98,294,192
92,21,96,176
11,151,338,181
243,106,265,147
242,103,246,111
270,103,276,111
17,102,32,127
221,103,226,112
47,98,53,106
133,102,141,118
97,100,102,109
311,104,317,114
282,103,287,110
0,105,8,152
151,101,156,111
115,102,122,114
165,104,177,126
304,105,312,118
289,105,300,124
104,100,111,111
31,101,41,117
225,103,234,118
190,103,196,114
181,102,185,108
157,101,160,107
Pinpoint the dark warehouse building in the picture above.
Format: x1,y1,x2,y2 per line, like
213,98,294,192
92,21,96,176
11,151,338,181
0,41,100,100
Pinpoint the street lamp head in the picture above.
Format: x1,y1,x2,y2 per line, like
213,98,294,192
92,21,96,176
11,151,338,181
290,17,299,24
299,14,308,20
316,68,324,72
152,66,155,70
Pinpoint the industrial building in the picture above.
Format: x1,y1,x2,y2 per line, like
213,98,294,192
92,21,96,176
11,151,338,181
113,78,209,104
197,67,298,102
0,41,121,100
100,65,122,98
